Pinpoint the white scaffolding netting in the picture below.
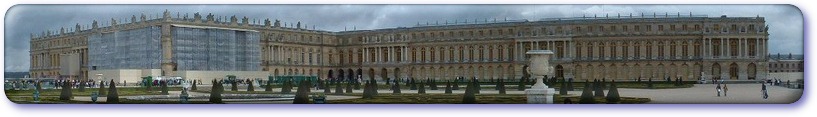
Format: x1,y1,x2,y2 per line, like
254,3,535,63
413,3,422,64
88,26,162,70
171,26,260,71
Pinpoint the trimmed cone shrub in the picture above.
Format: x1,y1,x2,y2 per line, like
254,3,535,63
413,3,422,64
209,80,223,103
393,80,401,94
231,80,238,91
606,80,621,104
473,78,480,94
35,81,42,92
354,80,361,90
452,80,460,90
560,78,568,95
266,80,273,92
98,80,106,96
345,81,353,93
79,80,86,92
498,79,506,94
410,78,417,90
192,80,198,91
647,78,654,89
59,80,73,101
567,78,574,91
324,82,332,94
282,80,293,93
107,79,119,104
247,80,255,92
462,79,477,104
418,81,426,94
371,79,378,95
161,81,169,95
429,79,438,90
445,81,452,94
293,80,310,104
517,78,526,91
146,79,153,91
594,80,605,97
385,78,391,85
579,80,596,104
601,78,607,90
362,81,372,99
334,83,344,94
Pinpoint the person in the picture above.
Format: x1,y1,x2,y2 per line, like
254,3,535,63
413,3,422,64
762,83,769,99
723,84,728,97
716,83,722,97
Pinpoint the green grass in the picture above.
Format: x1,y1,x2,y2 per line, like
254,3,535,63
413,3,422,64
5,87,184,97
327,93,650,104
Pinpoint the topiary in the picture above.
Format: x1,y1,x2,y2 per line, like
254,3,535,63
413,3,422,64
567,78,574,91
462,79,477,104
579,80,595,104
192,80,198,91
354,80,361,90
452,80,460,90
418,81,426,94
266,80,273,92
393,79,401,94
98,80,106,96
161,80,169,95
334,82,344,95
59,80,73,101
107,79,119,104
79,79,86,92
498,79,506,95
247,80,255,92
606,80,620,104
231,80,238,91
445,80,452,94
560,78,568,95
647,78,654,89
409,78,417,90
293,80,310,104
209,79,223,104
345,81,353,93
594,79,605,97
518,77,526,91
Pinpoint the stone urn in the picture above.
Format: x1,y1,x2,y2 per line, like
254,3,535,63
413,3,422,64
525,50,556,104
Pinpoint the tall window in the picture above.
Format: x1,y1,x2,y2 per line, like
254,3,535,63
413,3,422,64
694,41,702,57
670,42,677,58
622,43,629,58
610,42,617,59
682,41,689,57
646,42,652,58
576,43,583,58
658,42,665,58
634,42,641,59
730,39,738,57
713,39,721,57
749,39,757,56
599,42,607,59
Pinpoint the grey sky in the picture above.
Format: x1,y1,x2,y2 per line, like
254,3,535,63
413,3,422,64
3,5,804,72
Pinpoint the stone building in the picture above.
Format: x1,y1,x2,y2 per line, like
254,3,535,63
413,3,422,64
29,11,770,83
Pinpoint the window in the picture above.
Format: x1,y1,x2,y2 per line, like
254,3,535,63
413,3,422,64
659,25,664,31
682,24,688,31
623,26,628,31
670,25,676,31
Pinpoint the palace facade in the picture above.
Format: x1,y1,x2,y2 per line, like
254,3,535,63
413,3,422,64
29,11,770,83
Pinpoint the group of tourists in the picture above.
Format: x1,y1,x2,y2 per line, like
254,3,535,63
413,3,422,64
714,82,769,100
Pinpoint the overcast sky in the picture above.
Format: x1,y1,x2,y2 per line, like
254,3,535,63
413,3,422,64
3,5,803,72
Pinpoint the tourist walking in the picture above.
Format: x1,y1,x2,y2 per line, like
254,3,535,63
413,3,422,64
716,83,722,97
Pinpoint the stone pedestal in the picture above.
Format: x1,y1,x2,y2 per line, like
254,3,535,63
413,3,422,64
524,50,556,104
525,76,555,104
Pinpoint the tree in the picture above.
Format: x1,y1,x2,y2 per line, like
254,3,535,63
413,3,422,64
266,80,273,92
594,79,605,97
59,80,73,101
393,79,401,94
362,81,373,99
146,79,153,92
498,79,506,95
579,80,595,104
79,79,86,92
606,80,621,104
445,80,453,94
231,80,238,91
385,78,391,85
429,79,438,90
418,81,426,94
473,78,481,94
462,79,477,104
192,80,198,91
160,81,169,95
601,78,607,90
98,80,106,96
247,80,255,92
35,81,42,93
647,78,654,89
282,80,293,93
354,80,361,90
559,78,568,95
409,78,417,90
107,79,119,104
334,82,344,95
517,77,526,91
324,81,332,94
345,81,353,93
452,80,460,90
293,80,310,104
209,80,223,103
567,78,575,91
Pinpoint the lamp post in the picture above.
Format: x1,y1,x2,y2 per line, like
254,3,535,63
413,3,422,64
524,50,556,104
